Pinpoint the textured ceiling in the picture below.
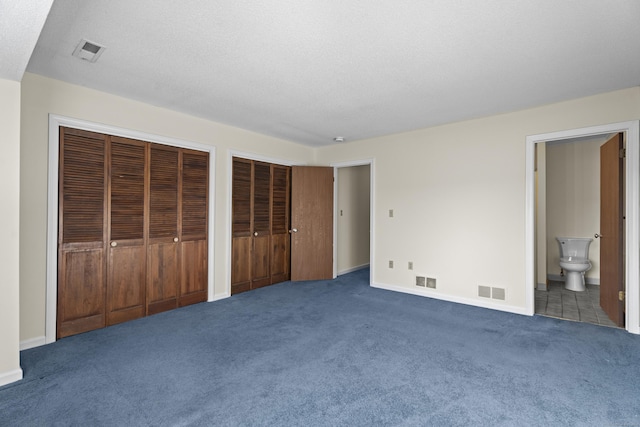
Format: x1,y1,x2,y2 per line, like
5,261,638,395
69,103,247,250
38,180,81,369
20,0,640,147
0,0,54,81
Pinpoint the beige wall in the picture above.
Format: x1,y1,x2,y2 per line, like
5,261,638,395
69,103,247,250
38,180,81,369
13,71,640,347
535,143,547,288
19,73,314,342
0,79,23,385
316,87,640,311
337,165,370,274
545,137,605,282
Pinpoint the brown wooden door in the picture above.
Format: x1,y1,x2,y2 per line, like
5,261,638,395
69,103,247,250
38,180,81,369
59,128,209,337
106,137,147,325
252,162,272,288
231,158,292,294
147,144,180,315
600,133,624,327
291,166,334,281
271,165,291,284
231,158,253,293
57,128,107,338
179,150,209,306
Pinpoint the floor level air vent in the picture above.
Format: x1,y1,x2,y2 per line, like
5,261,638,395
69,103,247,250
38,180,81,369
478,285,491,298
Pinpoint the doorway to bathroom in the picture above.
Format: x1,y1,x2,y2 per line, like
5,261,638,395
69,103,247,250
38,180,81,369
525,121,640,334
536,133,622,327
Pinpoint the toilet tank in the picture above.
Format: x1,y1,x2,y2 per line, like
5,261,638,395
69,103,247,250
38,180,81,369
556,237,593,259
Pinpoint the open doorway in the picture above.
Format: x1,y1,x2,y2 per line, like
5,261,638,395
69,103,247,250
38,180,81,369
525,121,640,334
535,134,621,327
332,160,374,282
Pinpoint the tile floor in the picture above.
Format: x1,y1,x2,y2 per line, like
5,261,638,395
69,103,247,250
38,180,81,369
535,280,618,328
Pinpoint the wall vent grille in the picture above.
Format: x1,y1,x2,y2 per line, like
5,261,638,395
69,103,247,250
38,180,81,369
478,285,491,298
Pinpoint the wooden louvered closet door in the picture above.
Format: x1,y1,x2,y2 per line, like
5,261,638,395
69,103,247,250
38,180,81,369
58,128,108,338
231,157,291,294
107,137,147,325
147,144,180,315
252,162,272,289
231,158,253,293
58,127,209,338
270,164,291,284
179,150,209,306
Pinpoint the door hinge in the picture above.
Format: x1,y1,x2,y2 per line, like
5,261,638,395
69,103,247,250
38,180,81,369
619,291,626,301
620,148,626,158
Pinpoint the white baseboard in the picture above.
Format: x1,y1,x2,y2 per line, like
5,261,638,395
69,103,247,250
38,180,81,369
548,274,600,286
20,336,47,351
0,368,23,387
338,263,370,276
371,281,530,316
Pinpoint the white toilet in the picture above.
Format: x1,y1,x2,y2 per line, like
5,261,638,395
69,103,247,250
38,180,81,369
556,237,593,292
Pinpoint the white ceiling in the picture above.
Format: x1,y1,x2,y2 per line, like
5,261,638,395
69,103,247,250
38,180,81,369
10,1,640,147
0,0,54,81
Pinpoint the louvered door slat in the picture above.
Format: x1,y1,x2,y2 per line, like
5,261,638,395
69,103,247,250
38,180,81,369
181,151,208,240
232,158,252,237
253,162,271,233
149,146,179,238
272,165,290,234
61,131,106,243
110,139,145,240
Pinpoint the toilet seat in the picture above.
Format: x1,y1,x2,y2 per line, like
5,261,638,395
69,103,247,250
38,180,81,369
559,256,589,265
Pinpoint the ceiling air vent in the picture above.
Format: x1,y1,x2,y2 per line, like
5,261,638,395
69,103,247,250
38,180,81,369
72,39,106,63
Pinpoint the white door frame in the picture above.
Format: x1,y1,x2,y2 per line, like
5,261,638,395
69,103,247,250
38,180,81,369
331,159,375,284
45,114,217,344
525,121,640,334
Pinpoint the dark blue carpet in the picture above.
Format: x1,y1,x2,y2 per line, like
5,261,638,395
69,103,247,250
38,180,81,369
2,269,640,426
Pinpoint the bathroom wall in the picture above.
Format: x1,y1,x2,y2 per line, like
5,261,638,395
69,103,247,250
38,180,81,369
546,136,606,283
536,143,547,289
337,165,371,274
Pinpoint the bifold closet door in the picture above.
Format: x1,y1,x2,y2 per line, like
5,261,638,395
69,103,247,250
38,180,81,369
251,161,272,289
231,158,291,294
147,144,181,315
58,128,107,338
231,158,252,293
59,128,210,338
179,150,209,306
107,136,147,325
270,164,290,284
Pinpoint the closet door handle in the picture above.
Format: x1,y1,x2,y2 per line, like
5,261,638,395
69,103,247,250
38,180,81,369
173,237,179,243
289,228,298,233
110,241,117,247
254,232,258,236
